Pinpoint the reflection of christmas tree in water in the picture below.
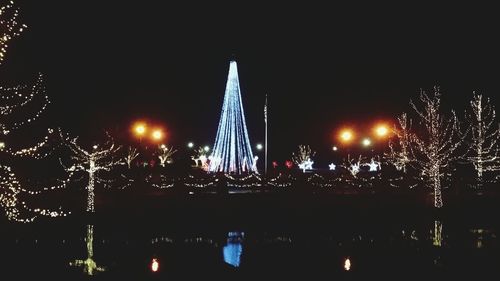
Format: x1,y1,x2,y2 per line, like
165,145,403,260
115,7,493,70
223,232,244,267
70,224,105,275
209,60,256,174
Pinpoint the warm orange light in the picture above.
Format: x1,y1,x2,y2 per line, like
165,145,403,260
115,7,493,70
151,129,163,141
134,123,147,136
339,129,354,143
374,124,389,137
151,258,159,272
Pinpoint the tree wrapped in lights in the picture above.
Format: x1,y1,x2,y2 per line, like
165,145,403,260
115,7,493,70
463,92,500,182
70,224,105,276
386,113,413,173
0,6,69,221
292,145,316,172
0,0,26,64
408,87,463,208
60,133,121,212
157,144,176,167
123,146,139,169
209,60,257,174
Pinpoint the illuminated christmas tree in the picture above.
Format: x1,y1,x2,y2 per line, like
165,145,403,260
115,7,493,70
209,60,256,174
1,1,70,222
0,0,26,64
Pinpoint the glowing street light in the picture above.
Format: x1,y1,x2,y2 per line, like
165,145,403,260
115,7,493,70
134,123,147,136
151,129,163,141
362,138,371,147
187,142,194,148
339,129,354,143
332,146,338,151
256,143,263,150
374,124,389,138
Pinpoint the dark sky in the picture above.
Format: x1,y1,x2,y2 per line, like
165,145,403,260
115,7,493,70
2,1,500,162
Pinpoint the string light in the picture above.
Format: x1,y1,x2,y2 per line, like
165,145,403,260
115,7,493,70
123,146,139,169
463,92,500,182
157,144,176,166
70,224,105,275
0,0,27,64
209,60,257,174
60,132,122,212
408,88,464,208
0,63,69,221
292,145,316,173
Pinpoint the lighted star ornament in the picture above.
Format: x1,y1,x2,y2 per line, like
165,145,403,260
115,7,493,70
298,158,314,172
329,163,336,170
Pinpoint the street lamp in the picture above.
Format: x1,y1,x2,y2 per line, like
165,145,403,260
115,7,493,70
339,129,354,144
132,122,147,143
151,129,163,142
374,124,389,138
362,138,371,147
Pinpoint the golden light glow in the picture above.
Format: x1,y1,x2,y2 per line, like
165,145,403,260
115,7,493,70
339,129,354,143
374,124,389,137
152,129,163,141
133,123,147,136
362,138,371,146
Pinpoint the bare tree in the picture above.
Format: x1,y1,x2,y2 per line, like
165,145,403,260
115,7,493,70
386,113,413,173
409,87,463,208
157,144,177,167
463,92,500,182
292,145,316,172
123,146,139,169
60,133,121,212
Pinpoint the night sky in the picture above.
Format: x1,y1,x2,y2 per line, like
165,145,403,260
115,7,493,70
2,1,499,163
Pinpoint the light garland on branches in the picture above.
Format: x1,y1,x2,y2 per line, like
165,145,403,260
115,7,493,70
60,132,122,212
0,0,26,64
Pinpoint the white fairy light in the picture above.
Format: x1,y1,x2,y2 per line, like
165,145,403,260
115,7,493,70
70,224,105,275
60,132,122,212
0,57,69,221
463,92,500,182
209,60,257,174
123,146,139,169
157,144,176,167
0,0,27,65
386,113,412,173
329,163,336,170
408,87,464,208
292,145,316,173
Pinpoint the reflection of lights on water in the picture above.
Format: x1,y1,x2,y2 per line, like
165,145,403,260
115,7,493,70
151,258,159,272
223,232,244,267
344,257,351,271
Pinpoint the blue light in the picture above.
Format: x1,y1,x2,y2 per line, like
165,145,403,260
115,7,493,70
223,232,244,267
210,60,256,174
